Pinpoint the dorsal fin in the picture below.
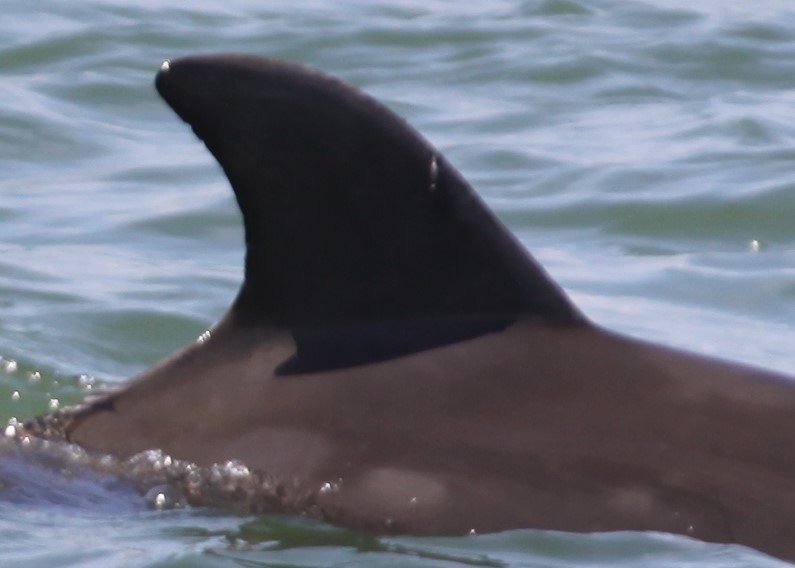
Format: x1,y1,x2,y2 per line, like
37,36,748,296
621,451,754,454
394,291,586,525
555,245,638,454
155,54,582,328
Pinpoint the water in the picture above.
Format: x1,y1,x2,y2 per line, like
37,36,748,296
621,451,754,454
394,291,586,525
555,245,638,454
1,0,794,565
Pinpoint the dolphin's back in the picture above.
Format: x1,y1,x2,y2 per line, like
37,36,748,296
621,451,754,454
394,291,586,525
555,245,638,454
57,319,795,558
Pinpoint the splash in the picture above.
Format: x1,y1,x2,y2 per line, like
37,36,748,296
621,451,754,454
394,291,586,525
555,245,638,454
1,418,315,517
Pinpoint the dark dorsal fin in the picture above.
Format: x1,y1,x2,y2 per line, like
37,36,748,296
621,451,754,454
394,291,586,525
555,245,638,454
155,54,582,329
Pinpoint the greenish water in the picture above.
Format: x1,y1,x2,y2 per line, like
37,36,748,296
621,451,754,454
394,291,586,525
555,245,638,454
1,0,793,566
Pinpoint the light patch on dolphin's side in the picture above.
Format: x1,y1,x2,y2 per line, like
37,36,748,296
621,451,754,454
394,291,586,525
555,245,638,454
610,486,656,514
319,467,447,528
360,467,446,508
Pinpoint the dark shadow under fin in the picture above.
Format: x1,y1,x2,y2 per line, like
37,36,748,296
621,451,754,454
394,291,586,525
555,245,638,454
276,316,514,375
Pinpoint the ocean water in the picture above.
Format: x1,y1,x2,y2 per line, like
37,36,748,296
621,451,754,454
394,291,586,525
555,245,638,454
1,0,794,566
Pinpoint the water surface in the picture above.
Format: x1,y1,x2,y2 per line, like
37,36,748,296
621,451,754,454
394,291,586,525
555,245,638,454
1,0,794,566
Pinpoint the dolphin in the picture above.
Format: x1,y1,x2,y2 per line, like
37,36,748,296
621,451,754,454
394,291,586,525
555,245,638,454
23,54,795,562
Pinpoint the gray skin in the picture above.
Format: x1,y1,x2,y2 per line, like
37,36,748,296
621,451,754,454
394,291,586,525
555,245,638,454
26,55,795,562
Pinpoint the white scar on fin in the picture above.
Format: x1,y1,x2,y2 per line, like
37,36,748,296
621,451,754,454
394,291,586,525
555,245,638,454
429,155,438,192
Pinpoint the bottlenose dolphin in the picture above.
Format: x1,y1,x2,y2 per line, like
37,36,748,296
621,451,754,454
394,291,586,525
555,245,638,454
24,55,795,562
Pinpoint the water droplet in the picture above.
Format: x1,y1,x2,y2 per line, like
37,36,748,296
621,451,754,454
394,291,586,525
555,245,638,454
49,398,60,410
11,391,19,401
65,444,87,462
469,528,477,535
224,460,250,478
78,374,95,388
2,360,17,373
29,371,41,381
4,425,15,438
99,455,117,468
749,239,761,252
145,484,187,510
160,60,171,72
318,478,342,494
186,469,202,488
197,330,211,343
